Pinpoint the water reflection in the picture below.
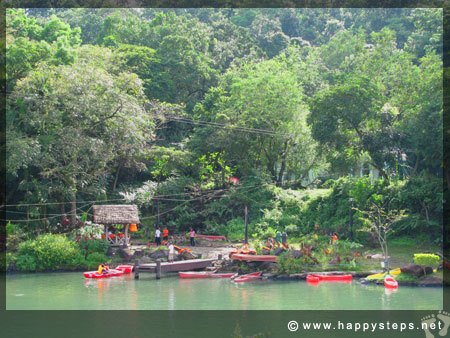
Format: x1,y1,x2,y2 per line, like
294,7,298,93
6,273,444,310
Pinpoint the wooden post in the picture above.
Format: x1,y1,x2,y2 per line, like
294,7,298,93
244,205,248,244
156,259,161,279
123,224,129,248
134,259,140,279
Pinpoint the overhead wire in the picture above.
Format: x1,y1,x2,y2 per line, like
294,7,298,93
166,116,291,138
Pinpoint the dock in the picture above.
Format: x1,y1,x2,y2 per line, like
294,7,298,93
134,258,215,279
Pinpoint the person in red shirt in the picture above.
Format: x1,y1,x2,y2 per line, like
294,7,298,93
163,227,169,242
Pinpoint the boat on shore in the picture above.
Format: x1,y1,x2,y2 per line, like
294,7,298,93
233,271,263,283
230,254,277,262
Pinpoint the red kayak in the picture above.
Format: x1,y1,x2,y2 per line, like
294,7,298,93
231,254,277,262
306,275,320,283
83,269,124,278
384,275,398,288
179,271,214,278
116,265,133,273
312,274,352,281
196,235,227,240
179,271,238,278
233,272,262,283
210,273,238,278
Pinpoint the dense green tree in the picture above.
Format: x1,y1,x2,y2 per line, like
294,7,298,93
193,56,326,185
9,60,153,225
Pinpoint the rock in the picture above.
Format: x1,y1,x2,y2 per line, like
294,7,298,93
149,250,168,260
258,261,278,272
290,250,303,259
424,266,434,275
140,256,153,263
263,273,276,279
248,261,263,269
275,274,290,280
118,248,134,262
106,246,120,257
132,249,144,259
418,276,442,287
401,263,425,277
179,250,196,260
273,248,286,256
289,273,306,280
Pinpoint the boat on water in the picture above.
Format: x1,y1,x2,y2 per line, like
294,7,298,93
306,275,320,283
311,274,353,281
210,273,237,278
384,275,398,288
116,265,133,273
230,254,277,262
83,269,124,278
178,271,237,278
233,271,263,283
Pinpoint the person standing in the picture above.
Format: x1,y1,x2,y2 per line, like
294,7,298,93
168,242,175,263
155,227,161,246
163,227,169,243
190,228,195,246
275,232,282,246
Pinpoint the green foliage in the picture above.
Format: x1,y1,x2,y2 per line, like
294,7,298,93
78,238,109,257
84,253,109,270
17,234,78,271
413,253,440,267
278,255,305,274
16,254,37,271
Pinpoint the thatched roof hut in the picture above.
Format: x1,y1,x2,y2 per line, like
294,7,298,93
92,205,140,224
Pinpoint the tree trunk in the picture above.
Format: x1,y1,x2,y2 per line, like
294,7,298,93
408,154,420,179
113,160,124,191
70,190,77,227
277,140,289,187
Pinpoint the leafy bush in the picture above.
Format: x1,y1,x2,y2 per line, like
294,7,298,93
78,238,109,256
85,252,108,270
413,253,440,267
17,234,78,271
16,254,37,271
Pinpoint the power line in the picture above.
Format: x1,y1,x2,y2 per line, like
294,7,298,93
167,116,291,137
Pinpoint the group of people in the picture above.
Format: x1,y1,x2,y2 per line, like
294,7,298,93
154,227,196,247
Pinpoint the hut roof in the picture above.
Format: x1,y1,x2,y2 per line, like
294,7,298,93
92,205,140,224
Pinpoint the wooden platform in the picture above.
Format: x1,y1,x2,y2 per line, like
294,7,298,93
134,258,215,279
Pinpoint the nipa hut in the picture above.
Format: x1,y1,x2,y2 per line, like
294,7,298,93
92,205,140,247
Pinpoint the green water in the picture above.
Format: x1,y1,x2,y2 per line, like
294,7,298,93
6,272,443,310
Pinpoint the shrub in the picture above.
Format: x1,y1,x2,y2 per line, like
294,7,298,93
16,254,37,271
17,234,78,271
413,253,440,267
85,252,108,270
78,238,109,256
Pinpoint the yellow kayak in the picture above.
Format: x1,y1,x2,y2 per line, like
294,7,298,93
367,268,401,279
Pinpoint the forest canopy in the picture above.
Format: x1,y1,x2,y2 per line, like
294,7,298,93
5,8,444,244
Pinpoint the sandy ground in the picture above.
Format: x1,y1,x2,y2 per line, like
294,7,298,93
129,243,236,260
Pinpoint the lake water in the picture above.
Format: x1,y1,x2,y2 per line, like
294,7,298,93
6,272,443,310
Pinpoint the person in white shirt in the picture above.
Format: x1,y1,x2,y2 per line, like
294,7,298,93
168,242,175,263
155,227,161,246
